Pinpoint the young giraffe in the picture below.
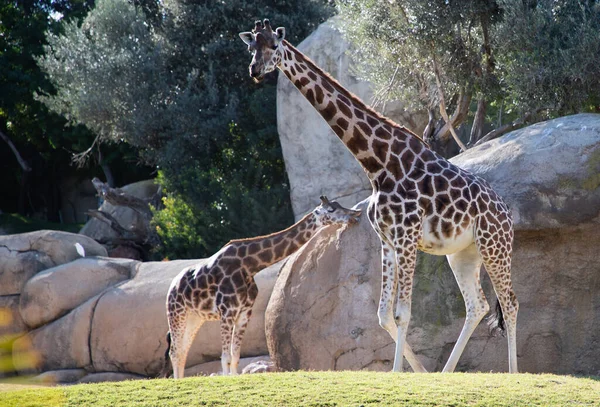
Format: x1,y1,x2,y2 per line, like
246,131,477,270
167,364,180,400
239,19,519,373
160,196,361,378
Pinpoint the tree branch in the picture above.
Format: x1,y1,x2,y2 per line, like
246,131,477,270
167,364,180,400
91,177,159,220
0,129,32,172
432,56,469,152
72,135,100,168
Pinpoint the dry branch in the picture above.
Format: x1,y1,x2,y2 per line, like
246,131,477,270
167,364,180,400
0,129,32,172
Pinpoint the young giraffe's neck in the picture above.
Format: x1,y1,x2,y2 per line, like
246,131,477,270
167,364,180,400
278,40,427,180
226,211,319,276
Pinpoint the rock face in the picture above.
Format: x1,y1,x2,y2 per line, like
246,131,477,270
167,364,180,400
266,114,600,375
19,257,137,328
6,240,280,381
0,230,107,296
266,217,396,371
277,18,427,220
451,113,600,230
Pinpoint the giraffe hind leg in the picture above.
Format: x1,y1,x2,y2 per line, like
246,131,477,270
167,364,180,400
230,308,253,375
443,243,489,372
480,251,519,373
169,311,204,379
158,331,173,378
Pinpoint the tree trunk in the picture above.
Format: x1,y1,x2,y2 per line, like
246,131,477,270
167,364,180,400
469,98,487,146
1,129,33,215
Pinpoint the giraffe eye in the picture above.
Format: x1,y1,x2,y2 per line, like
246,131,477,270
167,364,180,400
271,45,278,50
327,208,335,213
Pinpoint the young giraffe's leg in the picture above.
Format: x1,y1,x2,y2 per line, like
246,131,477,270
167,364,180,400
377,240,427,372
229,307,253,375
442,243,489,372
391,237,418,373
219,313,235,375
168,311,204,379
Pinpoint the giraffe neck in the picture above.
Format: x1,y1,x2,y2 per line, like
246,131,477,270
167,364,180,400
227,211,319,276
278,40,426,180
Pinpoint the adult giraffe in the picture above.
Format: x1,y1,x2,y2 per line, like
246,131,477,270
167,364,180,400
239,19,518,373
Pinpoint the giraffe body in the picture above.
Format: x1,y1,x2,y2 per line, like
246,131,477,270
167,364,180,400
161,196,361,378
240,20,518,373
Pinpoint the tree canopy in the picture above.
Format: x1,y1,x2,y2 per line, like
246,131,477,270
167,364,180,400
0,0,151,221
337,0,600,156
38,0,334,258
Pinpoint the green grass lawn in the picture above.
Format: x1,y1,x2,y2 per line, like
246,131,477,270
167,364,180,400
1,371,599,407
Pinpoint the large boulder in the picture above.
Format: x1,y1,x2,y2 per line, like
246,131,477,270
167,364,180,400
277,17,427,220
451,113,600,230
19,257,138,329
0,295,26,336
90,259,280,376
0,230,107,296
13,295,97,373
267,114,600,375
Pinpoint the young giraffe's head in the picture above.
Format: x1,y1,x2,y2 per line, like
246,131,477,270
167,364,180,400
313,195,362,227
239,19,285,82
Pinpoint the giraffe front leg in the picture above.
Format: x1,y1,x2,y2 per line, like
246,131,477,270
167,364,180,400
377,240,426,373
392,238,418,373
377,241,399,344
230,308,253,375
219,316,234,375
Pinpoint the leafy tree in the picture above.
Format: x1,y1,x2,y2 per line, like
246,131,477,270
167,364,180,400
0,0,92,218
38,0,334,258
0,0,150,221
495,0,600,117
336,0,600,157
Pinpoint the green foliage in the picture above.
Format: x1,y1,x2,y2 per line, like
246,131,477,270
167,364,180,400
2,372,600,406
337,0,600,137
39,0,333,259
0,0,151,221
0,0,92,218
336,0,502,111
495,0,600,115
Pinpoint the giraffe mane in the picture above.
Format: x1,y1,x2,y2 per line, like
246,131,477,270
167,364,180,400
282,40,429,147
226,210,314,245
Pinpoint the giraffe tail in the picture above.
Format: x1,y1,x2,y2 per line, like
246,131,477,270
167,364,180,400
487,299,506,337
157,331,173,378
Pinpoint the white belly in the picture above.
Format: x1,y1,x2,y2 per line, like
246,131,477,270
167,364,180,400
418,220,475,256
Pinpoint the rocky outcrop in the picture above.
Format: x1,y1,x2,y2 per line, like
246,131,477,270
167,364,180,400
0,230,107,296
451,113,600,230
266,114,600,375
5,237,280,381
277,18,427,220
20,257,137,328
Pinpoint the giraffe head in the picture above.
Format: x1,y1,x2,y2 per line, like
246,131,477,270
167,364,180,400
239,19,285,83
313,195,362,227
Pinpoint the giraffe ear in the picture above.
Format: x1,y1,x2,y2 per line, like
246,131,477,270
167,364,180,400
275,27,285,42
239,32,254,45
